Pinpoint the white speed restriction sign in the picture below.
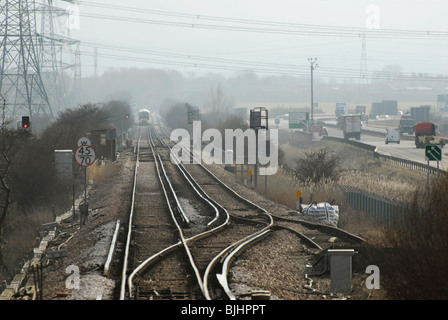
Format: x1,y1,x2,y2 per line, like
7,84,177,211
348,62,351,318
74,145,97,167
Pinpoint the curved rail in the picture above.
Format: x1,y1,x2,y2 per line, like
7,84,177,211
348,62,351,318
155,154,205,293
150,120,276,299
126,124,230,299
118,115,367,300
119,126,142,300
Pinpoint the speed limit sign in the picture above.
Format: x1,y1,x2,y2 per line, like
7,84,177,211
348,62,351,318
74,145,97,167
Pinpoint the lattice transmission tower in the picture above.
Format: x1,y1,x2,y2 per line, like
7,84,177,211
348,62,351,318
0,0,54,129
0,0,81,131
359,32,368,84
37,0,81,114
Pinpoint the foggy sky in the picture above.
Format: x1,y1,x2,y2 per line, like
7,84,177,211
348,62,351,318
55,0,448,81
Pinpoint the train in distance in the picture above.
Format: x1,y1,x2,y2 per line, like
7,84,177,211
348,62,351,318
138,109,151,125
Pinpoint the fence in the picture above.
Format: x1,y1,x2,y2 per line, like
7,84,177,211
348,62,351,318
322,135,376,152
321,134,446,176
373,152,445,175
338,185,409,226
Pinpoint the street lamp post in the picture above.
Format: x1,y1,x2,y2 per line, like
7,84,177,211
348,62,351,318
308,58,318,126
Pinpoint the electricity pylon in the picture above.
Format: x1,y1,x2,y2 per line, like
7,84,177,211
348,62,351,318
0,0,54,130
37,0,81,113
359,33,368,84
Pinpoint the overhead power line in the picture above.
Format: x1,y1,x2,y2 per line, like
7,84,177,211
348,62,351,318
73,42,448,82
76,1,448,39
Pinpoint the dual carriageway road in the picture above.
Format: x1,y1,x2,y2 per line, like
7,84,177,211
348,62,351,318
271,115,448,171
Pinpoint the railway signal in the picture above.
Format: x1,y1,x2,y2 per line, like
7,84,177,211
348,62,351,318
21,116,30,129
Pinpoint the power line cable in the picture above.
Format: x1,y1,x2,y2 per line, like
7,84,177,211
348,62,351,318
72,2,448,40
70,46,448,82
77,1,448,39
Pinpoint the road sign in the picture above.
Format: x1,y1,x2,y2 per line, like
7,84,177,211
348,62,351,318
74,145,97,167
78,137,91,147
289,112,309,129
425,145,442,161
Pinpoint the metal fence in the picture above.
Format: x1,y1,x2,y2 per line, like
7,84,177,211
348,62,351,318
373,152,445,175
339,185,409,226
322,135,446,175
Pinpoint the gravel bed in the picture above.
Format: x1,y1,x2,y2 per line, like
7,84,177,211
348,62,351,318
33,143,369,300
38,151,135,300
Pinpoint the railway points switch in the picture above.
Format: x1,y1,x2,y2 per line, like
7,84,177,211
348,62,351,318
328,249,355,294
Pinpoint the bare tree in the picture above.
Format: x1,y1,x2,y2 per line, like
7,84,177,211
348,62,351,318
0,96,29,279
206,83,234,116
294,147,341,184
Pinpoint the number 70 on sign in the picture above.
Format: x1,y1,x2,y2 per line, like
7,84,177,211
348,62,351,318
75,145,97,167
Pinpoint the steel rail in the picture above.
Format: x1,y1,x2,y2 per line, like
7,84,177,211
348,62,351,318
150,120,279,300
119,126,142,300
125,124,216,299
178,146,277,300
157,153,191,225
273,214,365,244
154,154,206,295
170,149,221,227
127,123,229,299
154,113,366,299
217,229,272,300
153,116,279,300
127,241,183,299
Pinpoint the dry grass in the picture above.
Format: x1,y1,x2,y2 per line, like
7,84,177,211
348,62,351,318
255,167,344,209
366,173,448,299
0,161,121,284
2,207,53,277
87,161,121,186
258,133,422,212
338,171,417,203
250,132,448,299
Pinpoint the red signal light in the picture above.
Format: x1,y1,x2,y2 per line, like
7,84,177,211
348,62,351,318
21,116,30,129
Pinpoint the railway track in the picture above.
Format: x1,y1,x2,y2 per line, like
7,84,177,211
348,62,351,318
149,113,365,298
151,114,364,249
114,112,367,300
125,126,200,300
118,120,274,300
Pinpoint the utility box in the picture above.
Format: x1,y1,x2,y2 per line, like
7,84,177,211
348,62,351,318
328,249,355,294
54,150,73,180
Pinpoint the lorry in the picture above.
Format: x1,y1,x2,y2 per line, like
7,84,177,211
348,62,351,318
335,103,347,120
398,116,415,135
414,122,445,148
411,105,430,123
341,114,361,140
385,128,400,144
355,105,368,121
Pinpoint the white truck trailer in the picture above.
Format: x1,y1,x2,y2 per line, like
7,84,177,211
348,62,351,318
341,114,361,140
